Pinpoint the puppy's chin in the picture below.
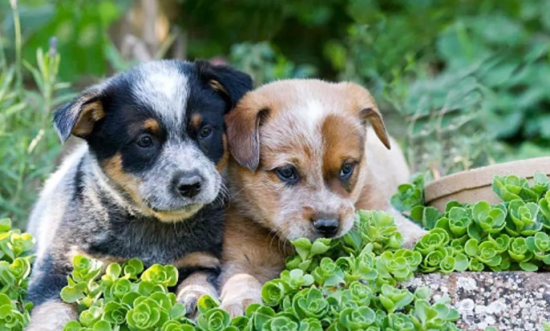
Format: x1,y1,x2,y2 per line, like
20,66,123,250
148,203,204,223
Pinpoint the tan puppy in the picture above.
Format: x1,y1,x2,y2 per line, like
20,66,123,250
219,79,426,316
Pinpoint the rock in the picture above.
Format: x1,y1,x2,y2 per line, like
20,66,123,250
403,272,550,331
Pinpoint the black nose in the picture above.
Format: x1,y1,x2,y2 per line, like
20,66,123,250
175,172,203,198
312,219,340,237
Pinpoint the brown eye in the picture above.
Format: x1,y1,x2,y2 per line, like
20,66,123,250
199,125,213,139
339,163,355,180
136,134,154,148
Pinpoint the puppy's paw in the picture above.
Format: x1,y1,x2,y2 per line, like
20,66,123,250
26,301,77,331
177,286,217,318
220,292,262,318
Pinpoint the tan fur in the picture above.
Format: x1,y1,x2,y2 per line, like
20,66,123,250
220,80,426,316
321,113,364,196
216,134,230,172
190,113,203,130
143,118,160,133
171,251,220,269
220,210,289,285
26,300,78,331
220,209,288,316
102,153,143,205
72,100,105,138
220,272,263,317
209,79,229,95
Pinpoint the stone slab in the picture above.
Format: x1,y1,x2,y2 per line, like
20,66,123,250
404,272,550,331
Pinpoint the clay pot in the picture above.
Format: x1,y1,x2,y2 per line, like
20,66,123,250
425,157,550,211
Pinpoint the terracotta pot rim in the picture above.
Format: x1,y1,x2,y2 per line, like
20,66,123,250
425,157,550,204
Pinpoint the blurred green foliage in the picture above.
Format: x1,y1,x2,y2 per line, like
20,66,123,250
1,0,550,225
184,0,550,175
0,0,129,81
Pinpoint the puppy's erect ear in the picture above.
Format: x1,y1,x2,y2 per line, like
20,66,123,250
225,100,268,172
195,60,253,111
53,88,105,142
343,83,391,150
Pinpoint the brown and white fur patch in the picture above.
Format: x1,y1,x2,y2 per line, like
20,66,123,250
219,79,426,315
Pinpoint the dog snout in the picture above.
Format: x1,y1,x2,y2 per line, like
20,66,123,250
312,218,340,238
173,171,203,198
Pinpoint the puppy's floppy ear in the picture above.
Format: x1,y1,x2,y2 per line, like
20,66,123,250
53,88,105,142
195,60,253,111
225,99,268,172
359,107,391,150
343,82,391,150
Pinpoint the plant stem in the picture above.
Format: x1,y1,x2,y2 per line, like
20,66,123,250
0,31,5,68
12,2,23,94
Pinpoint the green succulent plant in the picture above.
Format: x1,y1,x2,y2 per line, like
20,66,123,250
410,206,441,231
0,293,27,331
392,173,550,273
376,249,421,281
507,200,543,236
0,219,34,330
471,202,507,236
141,264,179,288
24,172,550,331
493,175,536,202
391,174,425,213
292,287,329,319
526,232,550,263
419,248,449,273
337,306,377,330
356,211,404,254
196,308,232,331
60,257,193,331
312,258,345,287
261,279,287,307
414,229,450,255
286,238,332,272
538,191,550,229
387,313,415,331
379,284,415,314
411,299,460,330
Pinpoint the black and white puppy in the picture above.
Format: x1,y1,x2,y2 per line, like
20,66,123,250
26,60,252,330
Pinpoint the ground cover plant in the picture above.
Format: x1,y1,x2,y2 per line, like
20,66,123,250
393,172,550,273
0,218,34,331
58,172,550,330
58,210,463,331
4,173,550,330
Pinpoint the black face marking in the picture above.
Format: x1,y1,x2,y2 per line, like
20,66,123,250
78,61,251,177
185,81,227,165
87,90,167,174
52,60,253,213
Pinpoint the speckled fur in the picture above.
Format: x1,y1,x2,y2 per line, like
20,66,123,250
26,60,252,330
